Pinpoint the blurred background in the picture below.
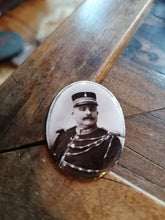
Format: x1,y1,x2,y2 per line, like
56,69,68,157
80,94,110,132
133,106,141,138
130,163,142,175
0,0,84,84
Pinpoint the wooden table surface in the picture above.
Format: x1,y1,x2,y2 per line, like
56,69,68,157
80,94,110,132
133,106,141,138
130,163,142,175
0,0,165,219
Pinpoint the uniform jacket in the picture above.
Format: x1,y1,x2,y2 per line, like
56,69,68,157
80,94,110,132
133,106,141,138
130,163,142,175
51,126,122,179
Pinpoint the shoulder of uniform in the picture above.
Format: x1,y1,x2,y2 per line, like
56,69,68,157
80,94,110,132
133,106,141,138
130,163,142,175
66,126,76,132
97,127,108,134
56,126,76,136
56,126,76,133
99,127,107,132
56,128,65,134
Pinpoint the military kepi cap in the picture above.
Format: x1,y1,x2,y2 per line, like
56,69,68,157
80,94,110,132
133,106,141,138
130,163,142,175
72,92,98,107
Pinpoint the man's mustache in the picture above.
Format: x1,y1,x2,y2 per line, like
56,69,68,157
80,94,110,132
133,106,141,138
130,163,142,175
83,116,94,120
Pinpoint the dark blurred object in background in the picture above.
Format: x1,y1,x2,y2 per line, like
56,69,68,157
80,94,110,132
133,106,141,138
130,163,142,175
0,0,25,16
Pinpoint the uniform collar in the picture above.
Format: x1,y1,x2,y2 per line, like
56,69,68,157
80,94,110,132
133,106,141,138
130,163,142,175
76,125,97,135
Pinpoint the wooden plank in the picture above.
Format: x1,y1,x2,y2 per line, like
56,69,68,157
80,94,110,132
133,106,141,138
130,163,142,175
113,146,165,201
125,110,165,168
0,0,153,151
100,1,165,202
149,108,165,121
0,145,165,219
110,109,165,201
0,61,16,85
113,162,165,203
102,1,165,116
121,1,165,76
102,60,165,117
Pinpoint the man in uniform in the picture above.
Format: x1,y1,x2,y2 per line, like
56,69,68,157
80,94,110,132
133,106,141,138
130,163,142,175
51,92,122,179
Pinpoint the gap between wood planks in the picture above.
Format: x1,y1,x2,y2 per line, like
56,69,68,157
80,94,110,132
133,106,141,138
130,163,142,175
94,0,154,84
0,140,46,154
125,107,165,119
1,138,165,207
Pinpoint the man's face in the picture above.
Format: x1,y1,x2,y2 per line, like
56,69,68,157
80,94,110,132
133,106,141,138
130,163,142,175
73,104,98,129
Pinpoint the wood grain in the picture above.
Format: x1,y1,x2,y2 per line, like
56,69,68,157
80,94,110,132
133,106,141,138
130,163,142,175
125,110,165,168
102,2,165,202
1,1,165,218
113,145,165,201
112,109,165,201
0,61,16,85
102,1,165,116
121,3,165,76
102,60,165,117
0,145,165,220
0,0,153,151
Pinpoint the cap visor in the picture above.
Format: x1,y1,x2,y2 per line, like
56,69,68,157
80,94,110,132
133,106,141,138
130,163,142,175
74,101,98,107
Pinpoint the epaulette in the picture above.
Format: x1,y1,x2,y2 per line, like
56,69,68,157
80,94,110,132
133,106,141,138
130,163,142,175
56,129,65,134
66,126,76,131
